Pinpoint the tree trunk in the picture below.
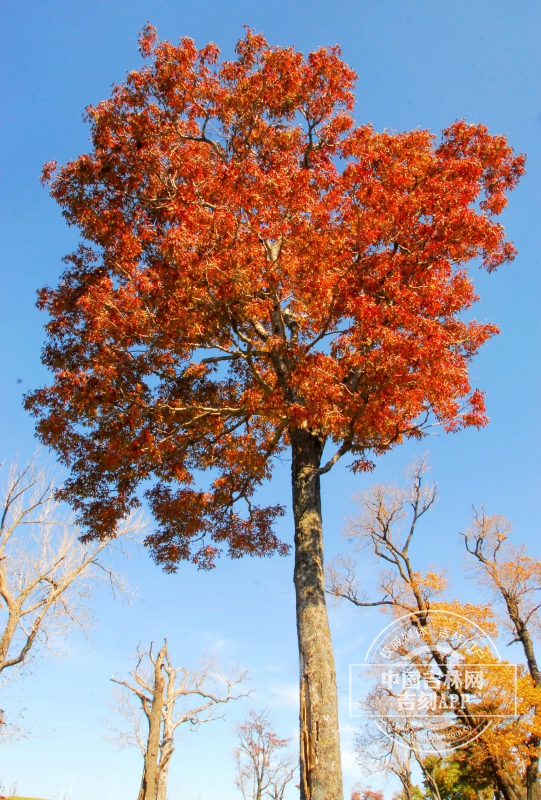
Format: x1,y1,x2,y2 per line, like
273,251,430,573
519,629,541,800
492,762,527,800
138,646,166,800
398,766,414,800
156,728,174,800
510,619,540,799
526,750,541,800
156,760,171,800
291,427,343,800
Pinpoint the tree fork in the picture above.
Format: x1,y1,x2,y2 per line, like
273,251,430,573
291,427,343,800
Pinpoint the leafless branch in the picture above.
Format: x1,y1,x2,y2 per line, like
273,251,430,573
0,454,144,682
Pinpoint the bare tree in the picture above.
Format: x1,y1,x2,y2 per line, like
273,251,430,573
0,455,139,683
354,688,444,800
0,704,29,747
326,457,439,618
354,714,417,800
234,709,297,800
105,640,249,800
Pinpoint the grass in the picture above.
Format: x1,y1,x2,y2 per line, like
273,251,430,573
3,796,50,800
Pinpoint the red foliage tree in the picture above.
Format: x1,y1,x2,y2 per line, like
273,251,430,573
26,26,524,800
351,786,384,800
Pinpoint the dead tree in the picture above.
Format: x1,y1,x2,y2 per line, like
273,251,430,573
234,709,297,800
106,640,248,800
0,455,138,678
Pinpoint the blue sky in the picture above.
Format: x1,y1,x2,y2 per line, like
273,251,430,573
0,0,539,797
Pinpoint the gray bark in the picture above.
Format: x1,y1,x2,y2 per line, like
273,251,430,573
138,645,166,800
291,427,343,800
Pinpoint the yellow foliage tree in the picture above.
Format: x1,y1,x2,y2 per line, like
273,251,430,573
328,460,541,800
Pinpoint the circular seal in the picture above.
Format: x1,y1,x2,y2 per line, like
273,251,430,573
349,609,516,755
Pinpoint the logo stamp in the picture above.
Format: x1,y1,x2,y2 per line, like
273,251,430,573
349,609,517,754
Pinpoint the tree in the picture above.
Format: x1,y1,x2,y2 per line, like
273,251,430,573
354,683,448,800
234,709,297,800
328,463,541,800
421,751,496,800
26,24,524,799
463,511,541,800
354,715,418,800
0,455,136,684
105,640,248,800
351,785,384,800
0,704,29,747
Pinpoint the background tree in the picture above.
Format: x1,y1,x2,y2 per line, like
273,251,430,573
0,455,136,684
105,640,248,800
463,512,541,800
421,751,496,800
27,24,524,799
0,704,29,747
354,716,418,800
351,785,384,800
354,684,450,800
234,709,297,800
329,463,541,800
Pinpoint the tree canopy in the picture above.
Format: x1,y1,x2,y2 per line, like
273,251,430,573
27,25,524,570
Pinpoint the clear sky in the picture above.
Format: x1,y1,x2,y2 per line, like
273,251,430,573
0,1,539,798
